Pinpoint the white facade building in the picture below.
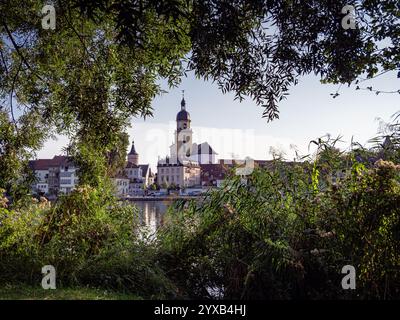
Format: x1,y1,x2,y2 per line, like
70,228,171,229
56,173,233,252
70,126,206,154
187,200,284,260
114,176,130,196
29,156,79,196
122,141,155,196
59,161,78,194
157,96,209,188
157,160,201,188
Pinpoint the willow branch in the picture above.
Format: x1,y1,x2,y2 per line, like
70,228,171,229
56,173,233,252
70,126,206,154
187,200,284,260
2,22,45,82
10,59,23,130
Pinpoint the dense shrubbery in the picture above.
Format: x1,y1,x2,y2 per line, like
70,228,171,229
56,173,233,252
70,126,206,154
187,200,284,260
0,185,176,298
1,137,400,300
157,158,400,299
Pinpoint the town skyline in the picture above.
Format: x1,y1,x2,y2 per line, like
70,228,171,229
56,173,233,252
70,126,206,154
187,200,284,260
36,71,399,171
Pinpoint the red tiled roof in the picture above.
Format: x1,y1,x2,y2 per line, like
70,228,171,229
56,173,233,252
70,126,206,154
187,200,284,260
29,156,69,170
200,164,229,185
218,159,301,170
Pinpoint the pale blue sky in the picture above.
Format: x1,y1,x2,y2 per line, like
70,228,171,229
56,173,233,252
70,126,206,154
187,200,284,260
38,71,399,170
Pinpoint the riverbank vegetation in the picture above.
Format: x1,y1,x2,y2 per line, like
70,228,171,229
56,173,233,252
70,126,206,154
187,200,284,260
0,184,177,299
1,0,399,300
159,153,400,299
1,127,400,299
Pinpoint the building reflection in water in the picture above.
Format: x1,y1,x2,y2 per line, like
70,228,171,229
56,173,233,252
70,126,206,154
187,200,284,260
134,200,170,237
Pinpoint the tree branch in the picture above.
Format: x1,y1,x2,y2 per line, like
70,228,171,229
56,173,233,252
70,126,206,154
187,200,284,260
2,22,45,83
10,59,23,130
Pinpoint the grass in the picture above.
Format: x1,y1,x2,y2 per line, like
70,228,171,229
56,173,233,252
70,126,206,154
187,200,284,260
0,284,142,300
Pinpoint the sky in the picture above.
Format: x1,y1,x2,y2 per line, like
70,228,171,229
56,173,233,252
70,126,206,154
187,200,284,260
37,71,400,171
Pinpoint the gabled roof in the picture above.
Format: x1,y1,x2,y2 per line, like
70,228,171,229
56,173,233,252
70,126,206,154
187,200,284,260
192,142,218,155
29,156,69,171
126,163,153,179
139,164,149,178
126,162,139,169
114,173,129,180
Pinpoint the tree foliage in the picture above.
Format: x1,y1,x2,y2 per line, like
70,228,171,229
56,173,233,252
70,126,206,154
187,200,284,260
158,146,400,299
0,0,399,196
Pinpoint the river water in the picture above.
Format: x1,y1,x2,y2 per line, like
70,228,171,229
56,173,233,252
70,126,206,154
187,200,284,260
133,200,172,235
133,199,223,298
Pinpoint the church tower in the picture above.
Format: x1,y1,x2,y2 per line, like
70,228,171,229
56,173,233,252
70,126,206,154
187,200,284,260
175,93,193,162
127,140,139,165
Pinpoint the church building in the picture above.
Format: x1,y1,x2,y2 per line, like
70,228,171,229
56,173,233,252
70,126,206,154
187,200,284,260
157,95,216,188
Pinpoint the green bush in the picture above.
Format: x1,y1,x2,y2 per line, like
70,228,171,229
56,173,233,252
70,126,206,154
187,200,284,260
157,159,400,299
0,186,176,298
1,146,400,300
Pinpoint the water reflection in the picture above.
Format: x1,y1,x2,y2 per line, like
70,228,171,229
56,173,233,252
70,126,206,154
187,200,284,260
134,200,171,236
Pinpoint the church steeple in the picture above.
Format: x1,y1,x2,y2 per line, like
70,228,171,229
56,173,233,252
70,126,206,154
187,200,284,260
176,91,190,123
175,93,193,162
127,140,139,165
181,90,186,110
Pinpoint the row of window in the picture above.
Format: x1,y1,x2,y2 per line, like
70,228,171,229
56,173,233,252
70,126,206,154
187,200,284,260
159,175,181,183
159,167,181,174
59,179,79,185
126,169,142,177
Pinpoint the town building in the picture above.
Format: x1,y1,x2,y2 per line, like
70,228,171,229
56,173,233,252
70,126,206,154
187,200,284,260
123,141,155,196
191,142,218,164
113,174,130,197
200,163,229,188
29,156,78,196
29,141,155,198
157,96,217,188
158,158,201,188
